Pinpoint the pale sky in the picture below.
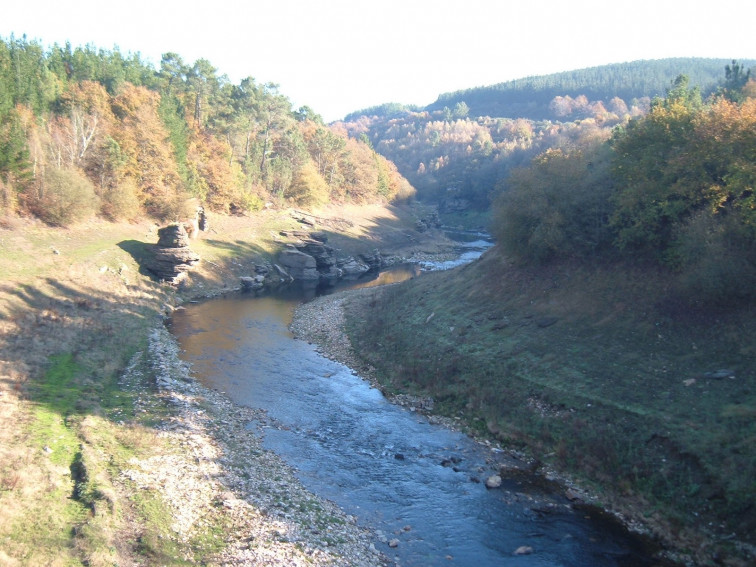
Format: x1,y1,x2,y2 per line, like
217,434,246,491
3,1,756,121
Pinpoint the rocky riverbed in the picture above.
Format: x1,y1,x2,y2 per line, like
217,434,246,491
134,323,389,566
289,287,442,417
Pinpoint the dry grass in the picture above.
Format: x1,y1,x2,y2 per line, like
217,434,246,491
0,201,439,565
0,216,201,565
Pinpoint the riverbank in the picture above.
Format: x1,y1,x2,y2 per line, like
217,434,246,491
329,250,756,567
290,287,660,548
0,202,452,566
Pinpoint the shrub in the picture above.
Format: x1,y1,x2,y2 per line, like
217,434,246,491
100,178,142,221
235,189,265,213
29,167,99,226
393,178,416,203
673,211,756,304
492,140,614,263
284,162,330,207
143,186,190,221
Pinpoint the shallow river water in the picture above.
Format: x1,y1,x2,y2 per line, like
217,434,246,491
170,240,659,566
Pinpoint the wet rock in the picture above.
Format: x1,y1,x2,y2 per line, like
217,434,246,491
485,475,502,489
704,369,735,380
296,240,337,270
536,316,559,328
388,539,399,548
565,488,584,502
240,276,265,292
338,257,370,278
278,249,319,281
358,250,383,271
513,545,534,555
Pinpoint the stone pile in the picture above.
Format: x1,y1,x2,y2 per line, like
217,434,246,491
147,223,200,284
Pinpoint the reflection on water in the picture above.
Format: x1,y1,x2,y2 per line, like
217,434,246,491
170,270,658,567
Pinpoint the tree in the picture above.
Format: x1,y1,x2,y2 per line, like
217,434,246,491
610,76,702,254
51,81,112,171
303,122,345,186
187,59,220,130
284,160,329,206
452,101,469,119
0,107,32,186
720,60,752,102
110,84,185,218
492,136,614,262
158,52,189,95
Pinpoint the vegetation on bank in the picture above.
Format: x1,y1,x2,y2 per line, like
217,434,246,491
0,204,427,566
0,219,177,564
341,66,756,566
493,70,756,305
344,250,755,565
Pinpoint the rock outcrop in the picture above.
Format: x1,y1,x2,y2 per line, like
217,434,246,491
147,223,200,284
276,231,382,285
240,263,293,292
277,249,319,281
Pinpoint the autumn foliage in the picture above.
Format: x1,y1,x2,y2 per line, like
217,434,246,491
493,73,756,303
0,37,414,225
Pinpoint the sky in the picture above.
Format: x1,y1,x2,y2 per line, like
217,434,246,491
3,0,756,122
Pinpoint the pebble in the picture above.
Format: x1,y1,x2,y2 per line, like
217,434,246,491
485,474,502,489
514,545,534,555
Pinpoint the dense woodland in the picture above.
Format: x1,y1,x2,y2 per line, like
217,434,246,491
347,58,756,122
492,68,756,303
0,36,413,226
340,60,756,304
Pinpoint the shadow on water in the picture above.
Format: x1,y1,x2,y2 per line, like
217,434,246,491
169,258,666,567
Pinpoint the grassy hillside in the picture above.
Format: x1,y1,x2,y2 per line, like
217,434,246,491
0,203,437,566
342,248,756,566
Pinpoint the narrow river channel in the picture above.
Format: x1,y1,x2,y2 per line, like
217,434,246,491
169,237,659,567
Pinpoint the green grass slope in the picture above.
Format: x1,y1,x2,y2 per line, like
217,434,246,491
343,247,756,566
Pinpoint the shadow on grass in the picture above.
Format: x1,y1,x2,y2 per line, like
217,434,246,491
1,273,170,420
117,239,157,278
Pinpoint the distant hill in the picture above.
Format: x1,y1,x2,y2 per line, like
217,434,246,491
346,58,756,121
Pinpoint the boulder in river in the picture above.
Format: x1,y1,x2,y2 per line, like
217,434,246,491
359,250,383,271
513,545,534,556
337,256,370,278
485,475,502,489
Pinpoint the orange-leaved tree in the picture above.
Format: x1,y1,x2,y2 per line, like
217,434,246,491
110,84,187,219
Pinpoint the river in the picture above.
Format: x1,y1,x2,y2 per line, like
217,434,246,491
169,237,659,566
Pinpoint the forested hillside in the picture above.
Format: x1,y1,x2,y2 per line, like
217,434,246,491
0,36,414,227
347,58,756,122
340,59,756,215
342,63,756,564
